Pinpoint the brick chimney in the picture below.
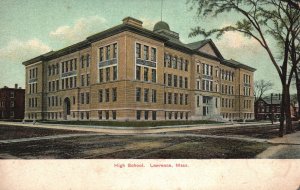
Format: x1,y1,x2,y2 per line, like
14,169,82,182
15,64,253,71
15,84,18,89
122,17,143,28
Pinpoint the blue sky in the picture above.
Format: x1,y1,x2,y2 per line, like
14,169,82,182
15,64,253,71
0,0,289,93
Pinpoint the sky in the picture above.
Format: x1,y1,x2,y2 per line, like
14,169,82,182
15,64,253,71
0,0,294,93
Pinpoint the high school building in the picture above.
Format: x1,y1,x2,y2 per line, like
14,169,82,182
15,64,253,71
22,17,255,121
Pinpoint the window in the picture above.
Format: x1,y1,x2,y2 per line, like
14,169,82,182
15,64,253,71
180,58,183,70
56,80,59,91
152,69,156,83
136,66,141,80
98,111,102,120
74,77,77,88
173,57,177,69
180,94,183,105
86,92,90,104
136,110,141,120
105,89,110,102
172,57,176,69
152,111,156,120
164,92,166,104
99,69,103,82
106,67,110,82
61,79,65,90
179,76,183,88
185,94,188,105
99,89,103,102
100,47,104,62
136,88,141,102
203,106,208,116
112,88,117,102
113,66,117,80
197,80,200,90
70,77,73,88
144,67,149,81
185,60,189,71
73,96,76,104
152,89,157,103
168,55,172,68
86,54,90,67
174,75,178,87
168,74,172,86
10,101,14,108
151,47,156,62
164,73,166,84
112,111,116,120
106,45,110,60
136,43,141,58
10,92,14,98
105,111,109,119
86,74,90,86
144,111,149,120
81,75,85,86
168,92,172,104
144,45,149,60
197,64,200,73
144,89,149,102
184,77,188,88
113,43,117,59
174,93,178,104
10,111,14,118
74,59,77,70
81,93,84,104
81,56,84,68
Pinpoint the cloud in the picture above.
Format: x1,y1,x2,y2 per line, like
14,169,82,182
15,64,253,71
216,31,261,54
140,17,157,30
50,16,108,44
0,39,51,63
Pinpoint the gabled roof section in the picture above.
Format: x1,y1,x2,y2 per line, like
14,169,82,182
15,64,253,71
187,39,224,59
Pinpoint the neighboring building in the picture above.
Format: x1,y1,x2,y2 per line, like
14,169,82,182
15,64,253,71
22,17,255,121
0,84,25,120
255,94,299,120
255,94,281,120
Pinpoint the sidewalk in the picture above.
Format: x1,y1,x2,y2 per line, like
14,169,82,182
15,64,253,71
0,121,275,134
256,131,300,158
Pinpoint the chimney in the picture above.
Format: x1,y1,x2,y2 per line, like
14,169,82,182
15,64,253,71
122,17,143,28
15,84,18,89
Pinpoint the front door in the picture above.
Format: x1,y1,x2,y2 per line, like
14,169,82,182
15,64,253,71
63,97,71,120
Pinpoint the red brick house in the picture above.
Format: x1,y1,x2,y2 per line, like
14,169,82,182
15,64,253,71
0,84,25,120
254,94,281,120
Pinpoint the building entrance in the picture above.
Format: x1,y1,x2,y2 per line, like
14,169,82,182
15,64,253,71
63,97,71,120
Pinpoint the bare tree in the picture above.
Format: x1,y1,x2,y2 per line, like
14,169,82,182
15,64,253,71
188,0,300,136
254,80,274,101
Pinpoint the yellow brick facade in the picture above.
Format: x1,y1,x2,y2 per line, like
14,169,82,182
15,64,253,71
23,17,255,122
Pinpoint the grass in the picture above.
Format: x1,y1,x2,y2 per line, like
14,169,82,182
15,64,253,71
0,124,91,140
0,135,270,159
39,120,223,127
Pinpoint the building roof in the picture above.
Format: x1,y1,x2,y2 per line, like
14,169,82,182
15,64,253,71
22,17,256,72
153,21,170,31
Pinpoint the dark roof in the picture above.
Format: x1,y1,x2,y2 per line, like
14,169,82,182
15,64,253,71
257,96,282,105
153,21,170,31
22,17,256,72
224,59,256,72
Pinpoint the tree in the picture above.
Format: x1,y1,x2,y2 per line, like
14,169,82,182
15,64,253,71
188,0,300,136
254,80,274,100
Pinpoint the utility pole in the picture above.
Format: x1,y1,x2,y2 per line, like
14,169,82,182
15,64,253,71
271,93,274,124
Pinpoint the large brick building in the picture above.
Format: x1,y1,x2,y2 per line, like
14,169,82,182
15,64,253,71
22,17,255,121
0,84,25,120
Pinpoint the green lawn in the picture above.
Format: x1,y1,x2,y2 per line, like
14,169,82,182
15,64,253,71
39,120,223,127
